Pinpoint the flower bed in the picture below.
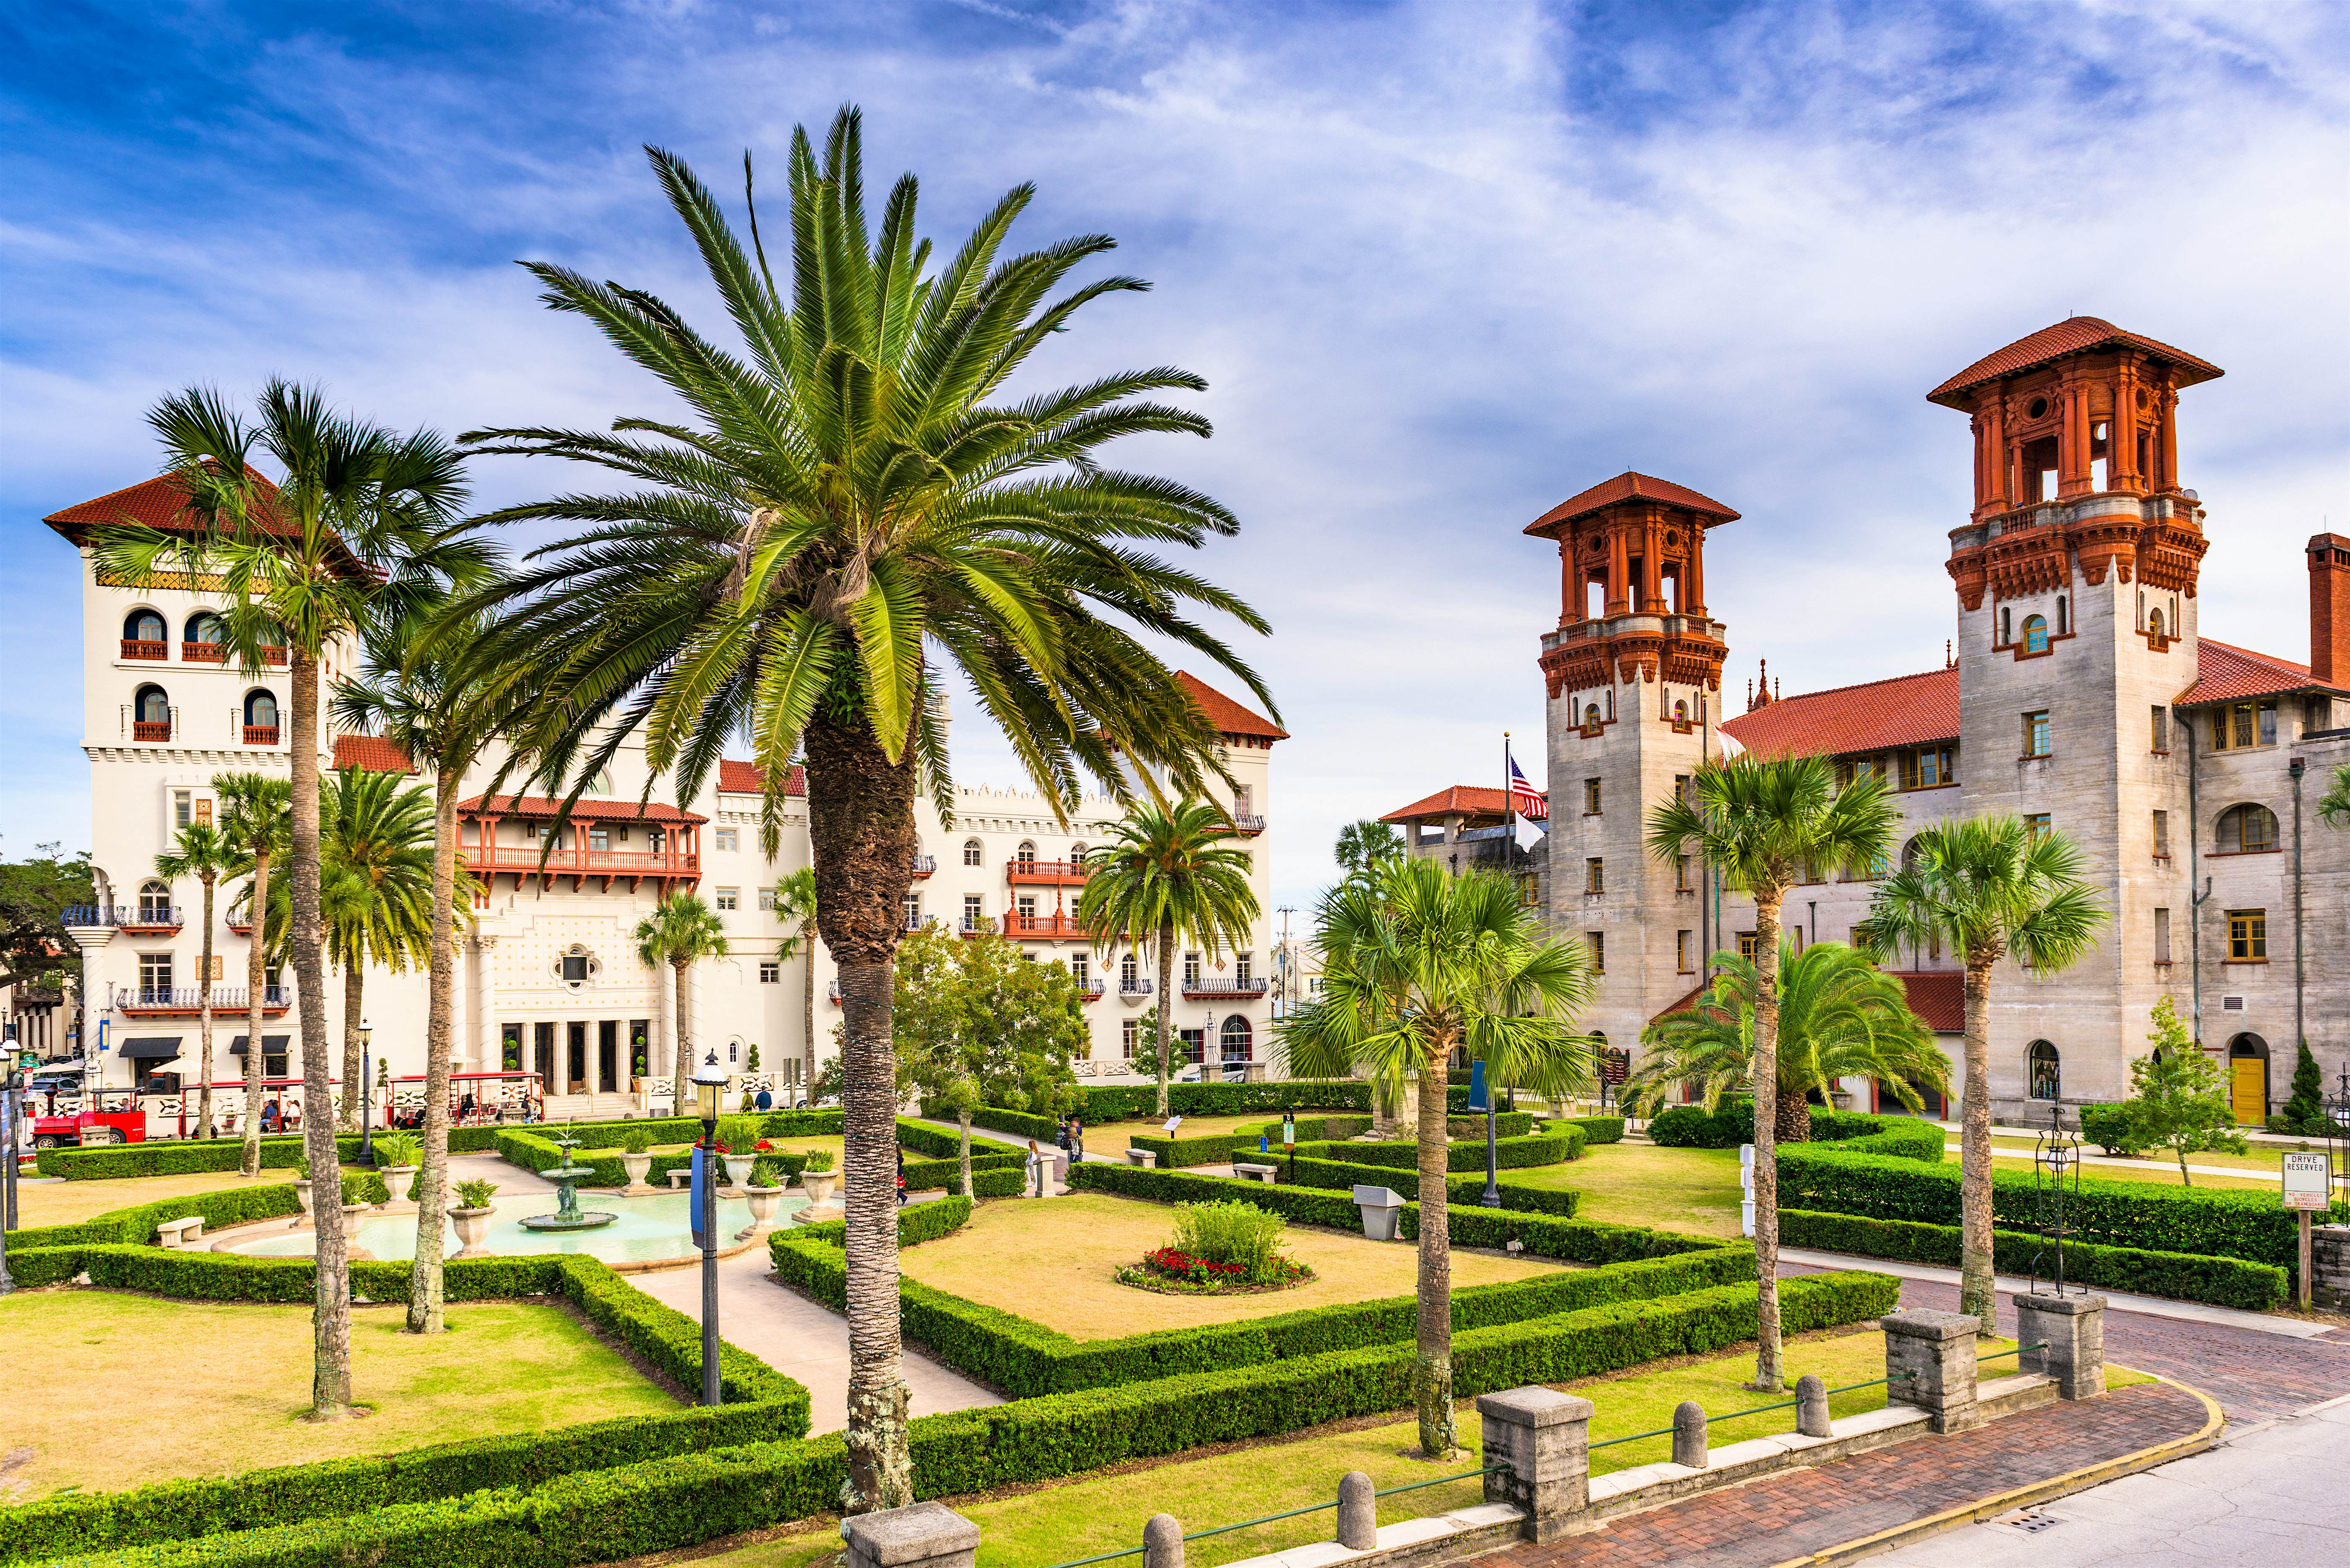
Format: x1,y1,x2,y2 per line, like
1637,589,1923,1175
1116,1245,1318,1295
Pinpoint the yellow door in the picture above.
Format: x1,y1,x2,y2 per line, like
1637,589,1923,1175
2230,1058,2266,1125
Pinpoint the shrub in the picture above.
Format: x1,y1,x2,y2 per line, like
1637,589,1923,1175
370,1131,421,1168
621,1129,654,1156
799,1148,835,1174
1277,1152,1581,1218
747,1158,786,1188
1169,1201,1291,1281
1561,1116,1625,1145
1778,1208,2289,1312
453,1179,499,1210
715,1115,764,1155
37,1135,360,1181
1275,1131,1577,1173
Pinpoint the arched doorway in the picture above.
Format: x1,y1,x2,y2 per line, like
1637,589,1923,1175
2226,1034,2269,1126
1219,1014,1253,1067
2026,1040,2060,1102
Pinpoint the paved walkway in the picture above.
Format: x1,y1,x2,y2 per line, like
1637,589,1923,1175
1474,1381,2210,1568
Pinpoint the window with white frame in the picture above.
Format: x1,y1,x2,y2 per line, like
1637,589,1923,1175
715,887,739,911
759,962,780,984
715,827,739,852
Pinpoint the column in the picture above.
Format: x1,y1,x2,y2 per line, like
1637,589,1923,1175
2057,376,2090,496
657,958,676,1084
1641,513,1664,612
1685,528,1706,615
1606,523,1629,616
471,934,495,1073
1980,392,2007,513
1477,1385,1593,1543
2016,1294,2106,1399
2157,384,2180,491
2110,364,2140,491
1559,541,1576,625
1881,1308,1982,1433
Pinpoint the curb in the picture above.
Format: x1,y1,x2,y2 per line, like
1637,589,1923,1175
1764,1374,2225,1568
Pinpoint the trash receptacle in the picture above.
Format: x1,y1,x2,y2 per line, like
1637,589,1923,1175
1353,1184,1405,1242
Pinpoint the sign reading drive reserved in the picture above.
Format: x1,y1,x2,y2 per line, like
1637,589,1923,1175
2281,1151,2331,1211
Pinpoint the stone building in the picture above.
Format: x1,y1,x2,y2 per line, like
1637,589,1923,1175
1394,319,2350,1124
41,472,1288,1129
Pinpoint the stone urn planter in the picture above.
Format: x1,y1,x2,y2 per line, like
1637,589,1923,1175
378,1166,420,1213
291,1178,314,1227
449,1205,497,1259
735,1183,786,1241
621,1152,654,1192
722,1152,759,1188
340,1200,371,1222
799,1169,837,1207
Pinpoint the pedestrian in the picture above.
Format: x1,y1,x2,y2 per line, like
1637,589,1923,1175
459,1091,477,1123
895,1145,906,1207
1055,1114,1071,1161
1028,1138,1050,1198
755,1084,773,1112
1069,1112,1085,1166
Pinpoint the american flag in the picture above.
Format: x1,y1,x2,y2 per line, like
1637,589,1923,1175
1508,757,1547,819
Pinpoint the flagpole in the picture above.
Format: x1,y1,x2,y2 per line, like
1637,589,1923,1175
1503,731,1515,839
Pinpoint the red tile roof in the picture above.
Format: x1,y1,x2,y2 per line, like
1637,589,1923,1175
1648,982,1713,1026
1178,671,1287,742
1889,971,1964,1032
46,466,371,576
718,759,807,796
2173,639,2332,705
1928,317,2223,407
454,794,707,824
1381,785,1510,824
1525,471,1739,538
1718,667,1958,759
332,736,415,775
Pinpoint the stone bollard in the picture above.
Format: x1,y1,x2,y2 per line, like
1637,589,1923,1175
1795,1374,1832,1438
1476,1385,1594,1543
841,1501,979,1568
1142,1512,1184,1568
1882,1309,1981,1433
1336,1470,1376,1550
2016,1293,2107,1399
1671,1399,1707,1468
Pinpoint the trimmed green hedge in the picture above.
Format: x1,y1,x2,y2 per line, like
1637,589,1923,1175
36,1138,362,1182
1648,1103,1919,1151
1276,1152,1580,1217
0,1247,810,1563
1778,1208,2290,1312
1268,1130,1577,1174
13,1184,308,1252
1560,1116,1624,1145
492,1117,1024,1195
28,1268,1889,1568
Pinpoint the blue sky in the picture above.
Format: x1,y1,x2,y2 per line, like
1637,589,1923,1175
5,0,2345,913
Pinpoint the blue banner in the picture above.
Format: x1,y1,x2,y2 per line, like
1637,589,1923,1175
1467,1059,1489,1114
689,1144,708,1248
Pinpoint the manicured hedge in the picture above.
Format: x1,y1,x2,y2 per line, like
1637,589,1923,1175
1559,1115,1624,1145
13,1183,307,1252
493,1118,1024,1195
1778,1208,2290,1312
1269,1130,1577,1174
36,1137,363,1182
29,1266,1888,1568
1648,1104,1946,1164
1277,1152,1581,1217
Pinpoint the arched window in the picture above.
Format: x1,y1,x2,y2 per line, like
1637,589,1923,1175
132,684,170,740
581,769,612,795
2148,607,2165,640
961,838,982,867
1899,836,1923,872
2027,1040,2060,1101
2216,804,2278,854
1219,1015,1253,1063
1583,703,1601,728
1015,840,1037,866
244,690,278,727
1672,699,1688,723
2021,614,2049,654
1070,842,1087,861
122,608,167,659
138,879,172,921
1120,951,1138,989
185,611,224,647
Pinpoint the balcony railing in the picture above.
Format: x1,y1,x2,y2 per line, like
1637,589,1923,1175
1078,978,1107,1000
119,986,290,1015
1001,913,1087,939
911,856,937,878
63,905,183,933
121,639,167,661
1118,977,1155,996
1005,858,1089,886
464,844,701,879
243,725,279,746
1230,814,1266,836
183,642,227,664
132,719,173,743
1181,976,1270,999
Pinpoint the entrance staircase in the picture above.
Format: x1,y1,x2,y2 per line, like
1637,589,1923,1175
540,1091,639,1123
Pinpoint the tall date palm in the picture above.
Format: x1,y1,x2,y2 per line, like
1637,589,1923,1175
440,110,1270,1507
154,822,236,1138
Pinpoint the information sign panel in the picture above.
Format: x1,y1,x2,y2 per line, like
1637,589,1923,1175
2282,1151,2331,1211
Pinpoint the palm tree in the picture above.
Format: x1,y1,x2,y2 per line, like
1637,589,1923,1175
1334,819,1404,877
2319,762,2350,829
155,822,236,1138
333,619,507,1334
436,111,1269,1508
1645,754,1896,1392
637,892,730,1109
1076,801,1260,1116
214,773,290,1178
1279,857,1595,1458
1629,940,1950,1140
90,383,488,1419
772,866,821,1104
1854,817,2103,1333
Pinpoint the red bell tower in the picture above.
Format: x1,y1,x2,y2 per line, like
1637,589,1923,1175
1527,470,1735,701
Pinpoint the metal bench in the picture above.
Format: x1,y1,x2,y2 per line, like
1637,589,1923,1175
1125,1148,1157,1168
1230,1162,1278,1185
154,1216,204,1248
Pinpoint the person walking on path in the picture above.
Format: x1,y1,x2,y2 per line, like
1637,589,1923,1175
755,1084,773,1112
895,1146,906,1208
1069,1113,1085,1165
1027,1139,1048,1198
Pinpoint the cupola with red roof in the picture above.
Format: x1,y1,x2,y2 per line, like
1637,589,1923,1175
1527,471,1735,702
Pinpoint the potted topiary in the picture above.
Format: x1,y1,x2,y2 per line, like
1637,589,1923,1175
736,1156,788,1238
371,1132,421,1213
450,1178,500,1257
620,1127,655,1192
797,1147,838,1208
716,1115,763,1187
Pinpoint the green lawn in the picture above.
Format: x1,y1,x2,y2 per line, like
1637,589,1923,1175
0,1293,679,1500
686,1330,2155,1568
1509,1140,1744,1237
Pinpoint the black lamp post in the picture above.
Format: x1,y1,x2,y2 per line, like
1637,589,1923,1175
357,1020,375,1165
692,1044,730,1406
0,1022,20,1297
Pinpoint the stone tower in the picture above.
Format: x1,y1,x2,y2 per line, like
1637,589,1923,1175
1530,472,1736,1058
1934,318,2222,1112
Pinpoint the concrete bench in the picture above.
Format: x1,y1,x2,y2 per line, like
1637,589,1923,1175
666,1169,692,1189
1231,1162,1279,1184
1125,1148,1157,1168
155,1216,204,1248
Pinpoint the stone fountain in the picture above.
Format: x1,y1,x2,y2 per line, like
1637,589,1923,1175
519,1122,618,1232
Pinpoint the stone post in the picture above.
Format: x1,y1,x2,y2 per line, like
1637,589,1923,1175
840,1501,978,1568
2016,1293,2107,1399
1670,1399,1706,1467
1794,1373,1831,1438
1337,1470,1375,1550
1142,1512,1183,1568
1476,1385,1593,1543
1882,1309,1981,1433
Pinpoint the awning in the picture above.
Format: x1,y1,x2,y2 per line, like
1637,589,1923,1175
120,1037,183,1060
227,1034,291,1056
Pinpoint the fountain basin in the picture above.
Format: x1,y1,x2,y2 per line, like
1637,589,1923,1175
224,1191,802,1268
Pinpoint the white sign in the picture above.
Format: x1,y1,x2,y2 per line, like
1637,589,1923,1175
2282,1152,2332,1212
1162,1116,1183,1136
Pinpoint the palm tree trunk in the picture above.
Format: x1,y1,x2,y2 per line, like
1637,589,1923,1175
1958,959,1997,1332
804,712,920,1515
672,959,691,1111
240,851,270,1178
1412,1047,1456,1458
1748,896,1784,1394
340,960,363,1132
957,1104,974,1199
290,647,352,1417
197,874,216,1140
1776,1089,1812,1144
1155,923,1175,1118
407,768,461,1333
801,921,817,1107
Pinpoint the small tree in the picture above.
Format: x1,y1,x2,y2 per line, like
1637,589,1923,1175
889,926,977,1194
155,823,235,1138
1333,819,1404,877
2126,997,2249,1186
2281,1040,2324,1132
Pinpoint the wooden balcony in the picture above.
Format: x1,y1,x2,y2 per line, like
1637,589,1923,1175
121,639,167,661
1000,913,1088,940
463,842,700,891
243,725,279,746
132,720,172,743
1006,858,1089,887
183,642,227,663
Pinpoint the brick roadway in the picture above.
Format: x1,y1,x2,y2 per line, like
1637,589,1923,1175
1474,1381,2209,1568
1798,1267,2350,1421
